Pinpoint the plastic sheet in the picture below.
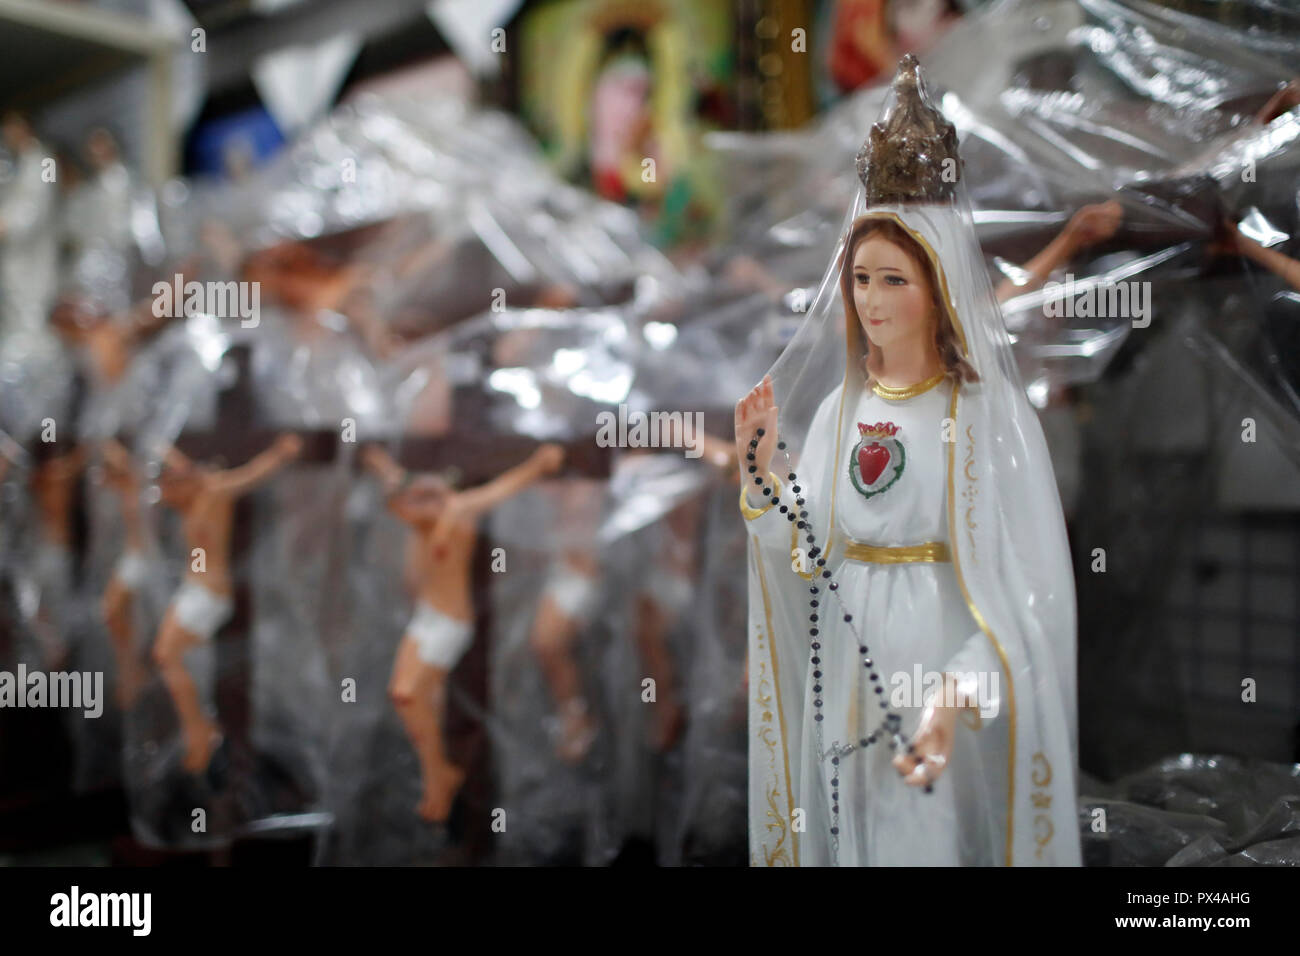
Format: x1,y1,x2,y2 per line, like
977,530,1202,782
1080,755,1300,866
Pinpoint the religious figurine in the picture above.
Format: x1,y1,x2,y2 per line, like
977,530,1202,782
97,439,150,709
26,443,88,668
151,435,304,773
0,112,59,347
736,57,1079,866
362,442,565,822
528,479,603,764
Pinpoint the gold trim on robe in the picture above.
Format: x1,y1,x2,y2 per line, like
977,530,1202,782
752,536,799,866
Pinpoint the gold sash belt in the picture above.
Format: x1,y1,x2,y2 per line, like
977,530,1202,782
842,539,950,564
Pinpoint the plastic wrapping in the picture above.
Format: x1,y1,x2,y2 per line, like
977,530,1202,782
1080,755,1300,866
7,3,1299,866
321,300,745,864
108,315,347,848
708,0,1300,411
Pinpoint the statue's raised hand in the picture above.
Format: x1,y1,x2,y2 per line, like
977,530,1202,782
735,374,779,489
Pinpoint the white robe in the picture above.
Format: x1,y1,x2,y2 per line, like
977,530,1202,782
746,378,1003,865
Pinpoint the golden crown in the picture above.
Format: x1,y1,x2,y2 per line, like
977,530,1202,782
855,55,962,204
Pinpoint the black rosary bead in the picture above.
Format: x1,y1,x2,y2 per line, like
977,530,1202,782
787,472,796,481
810,656,820,665
754,476,763,486
810,628,819,637
829,582,838,591
778,441,787,450
844,614,853,623
746,452,755,461
756,428,765,437
810,600,818,607
779,505,788,513
809,587,818,594
813,670,821,679
763,486,771,496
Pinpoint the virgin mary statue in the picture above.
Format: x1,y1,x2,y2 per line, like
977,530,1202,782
737,56,1080,867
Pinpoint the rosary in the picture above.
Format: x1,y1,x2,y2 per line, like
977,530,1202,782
747,426,933,856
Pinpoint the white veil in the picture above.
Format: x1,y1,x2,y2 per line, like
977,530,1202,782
745,57,1079,866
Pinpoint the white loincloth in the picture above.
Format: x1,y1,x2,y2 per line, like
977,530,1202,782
407,601,473,670
170,578,234,641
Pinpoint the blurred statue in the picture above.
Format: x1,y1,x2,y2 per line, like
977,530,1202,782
362,442,565,822
0,112,59,347
151,435,304,773
98,439,151,709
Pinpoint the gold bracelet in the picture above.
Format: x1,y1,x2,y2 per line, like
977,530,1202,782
739,472,782,520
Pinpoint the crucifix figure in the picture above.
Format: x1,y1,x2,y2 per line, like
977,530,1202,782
98,438,150,709
528,480,603,764
151,433,303,774
361,441,564,822
28,442,88,668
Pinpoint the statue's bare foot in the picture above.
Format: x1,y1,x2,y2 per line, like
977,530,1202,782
649,694,685,753
556,699,597,764
417,762,466,822
182,722,223,774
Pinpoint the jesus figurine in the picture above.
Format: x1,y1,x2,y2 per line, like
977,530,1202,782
362,442,565,822
151,434,303,773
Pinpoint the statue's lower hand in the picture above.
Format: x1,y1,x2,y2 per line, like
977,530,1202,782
735,374,779,487
892,701,956,788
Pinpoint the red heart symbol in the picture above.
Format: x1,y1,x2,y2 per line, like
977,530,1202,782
858,441,890,485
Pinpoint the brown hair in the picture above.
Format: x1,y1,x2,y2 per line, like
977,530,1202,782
838,216,977,385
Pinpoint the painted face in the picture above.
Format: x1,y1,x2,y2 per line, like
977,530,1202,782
851,234,936,354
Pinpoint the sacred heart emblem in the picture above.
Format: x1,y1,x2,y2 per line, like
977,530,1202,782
849,422,905,499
